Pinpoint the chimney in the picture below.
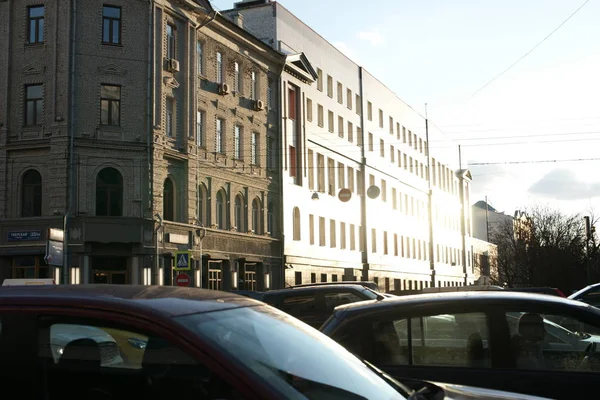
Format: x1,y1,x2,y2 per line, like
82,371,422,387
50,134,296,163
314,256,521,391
232,12,244,29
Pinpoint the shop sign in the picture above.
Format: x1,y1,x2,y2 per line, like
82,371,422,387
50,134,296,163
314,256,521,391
45,240,64,267
8,230,42,241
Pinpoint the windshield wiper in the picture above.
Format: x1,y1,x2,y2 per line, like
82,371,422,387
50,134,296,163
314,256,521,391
361,360,415,398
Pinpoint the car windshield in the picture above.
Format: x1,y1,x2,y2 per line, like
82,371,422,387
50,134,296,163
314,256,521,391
177,305,405,400
360,287,379,300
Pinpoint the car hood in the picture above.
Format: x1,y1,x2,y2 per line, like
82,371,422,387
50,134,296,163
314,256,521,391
430,381,550,400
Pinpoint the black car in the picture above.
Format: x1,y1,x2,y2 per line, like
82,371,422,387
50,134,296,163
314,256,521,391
321,291,600,400
262,284,383,329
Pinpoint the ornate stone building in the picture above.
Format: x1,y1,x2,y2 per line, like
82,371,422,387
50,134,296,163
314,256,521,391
0,0,285,289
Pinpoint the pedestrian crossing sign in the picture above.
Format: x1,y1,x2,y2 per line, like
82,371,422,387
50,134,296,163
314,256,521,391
173,251,191,271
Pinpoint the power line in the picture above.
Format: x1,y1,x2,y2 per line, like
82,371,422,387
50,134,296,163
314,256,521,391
470,0,591,99
470,157,600,166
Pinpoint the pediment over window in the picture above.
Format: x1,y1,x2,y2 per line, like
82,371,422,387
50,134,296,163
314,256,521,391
284,53,318,83
98,64,127,76
22,63,45,75
174,0,213,13
456,169,472,182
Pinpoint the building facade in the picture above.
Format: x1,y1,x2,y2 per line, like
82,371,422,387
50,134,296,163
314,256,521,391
224,0,475,290
0,0,284,289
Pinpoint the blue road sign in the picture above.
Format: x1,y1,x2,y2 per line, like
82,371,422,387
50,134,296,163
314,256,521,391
174,251,191,271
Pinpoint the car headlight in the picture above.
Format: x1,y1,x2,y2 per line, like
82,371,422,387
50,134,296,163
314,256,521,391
57,347,63,355
127,338,147,350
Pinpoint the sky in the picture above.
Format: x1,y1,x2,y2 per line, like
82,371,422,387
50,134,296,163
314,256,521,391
211,0,600,216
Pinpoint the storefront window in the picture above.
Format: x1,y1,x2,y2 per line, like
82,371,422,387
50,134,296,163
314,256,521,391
13,255,48,278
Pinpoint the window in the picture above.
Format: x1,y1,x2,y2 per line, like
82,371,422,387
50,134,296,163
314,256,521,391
165,97,174,137
13,255,48,279
100,85,121,126
319,217,326,246
293,207,301,241
96,167,123,216
196,41,204,75
28,5,44,44
337,82,343,104
348,121,353,142
371,229,377,253
216,52,223,84
394,234,398,256
389,116,394,134
368,133,373,152
252,198,262,234
250,70,257,100
267,202,275,235
355,94,361,115
367,101,373,121
233,62,241,92
383,231,388,254
317,68,323,91
381,179,387,202
390,146,395,163
327,75,333,97
350,224,356,250
338,116,344,138
327,158,335,195
347,88,352,109
234,195,244,231
347,166,355,192
317,154,325,192
379,139,385,157
21,169,42,217
166,24,175,59
251,132,258,165
307,150,314,190
317,104,324,127
267,78,273,108
25,84,43,126
196,110,205,146
234,125,242,160
379,109,383,128
198,184,209,226
328,111,334,133
306,98,313,121
340,222,346,249
337,162,345,190
330,219,336,248
288,87,297,120
309,214,315,245
102,6,121,45
505,311,600,372
163,178,175,221
266,136,275,169
215,118,224,153
216,190,226,229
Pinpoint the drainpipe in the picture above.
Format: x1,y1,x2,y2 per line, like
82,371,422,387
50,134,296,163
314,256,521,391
358,67,368,281
155,213,162,285
148,0,156,284
65,0,78,284
276,59,285,289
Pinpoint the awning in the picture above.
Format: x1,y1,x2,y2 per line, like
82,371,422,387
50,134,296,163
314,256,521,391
204,252,229,260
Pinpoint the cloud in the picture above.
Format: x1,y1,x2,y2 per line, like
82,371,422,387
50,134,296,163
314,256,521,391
357,29,385,47
529,169,600,200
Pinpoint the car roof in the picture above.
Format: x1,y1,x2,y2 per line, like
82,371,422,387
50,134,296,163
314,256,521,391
332,290,599,315
0,284,260,318
265,284,370,295
569,282,600,299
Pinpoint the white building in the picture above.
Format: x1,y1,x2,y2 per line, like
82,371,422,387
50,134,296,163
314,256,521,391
224,0,474,289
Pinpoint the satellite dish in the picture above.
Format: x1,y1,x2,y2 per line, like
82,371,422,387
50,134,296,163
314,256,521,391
367,185,380,199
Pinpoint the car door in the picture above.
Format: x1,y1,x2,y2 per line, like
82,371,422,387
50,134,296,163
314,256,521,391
31,308,263,399
329,304,501,392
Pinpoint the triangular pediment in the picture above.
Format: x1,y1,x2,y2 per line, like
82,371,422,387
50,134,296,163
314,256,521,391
22,62,44,75
456,169,472,181
284,53,318,83
98,64,127,76
174,0,212,14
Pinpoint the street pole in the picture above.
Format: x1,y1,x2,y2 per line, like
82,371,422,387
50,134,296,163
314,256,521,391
585,216,591,285
425,104,435,287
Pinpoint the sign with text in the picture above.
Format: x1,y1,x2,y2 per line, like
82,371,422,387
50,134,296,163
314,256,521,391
8,230,42,241
45,240,64,267
173,251,191,271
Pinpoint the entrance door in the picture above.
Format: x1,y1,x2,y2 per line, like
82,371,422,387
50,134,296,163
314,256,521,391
91,257,128,284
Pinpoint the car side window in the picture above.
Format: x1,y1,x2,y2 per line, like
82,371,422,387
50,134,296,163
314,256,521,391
580,288,600,307
324,292,363,312
37,319,246,399
281,294,318,316
362,312,490,368
505,312,600,373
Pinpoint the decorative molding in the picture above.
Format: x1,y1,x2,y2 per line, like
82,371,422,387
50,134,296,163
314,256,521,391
22,63,45,75
163,76,180,88
97,64,127,76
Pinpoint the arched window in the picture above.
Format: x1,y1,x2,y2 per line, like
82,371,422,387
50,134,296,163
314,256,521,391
198,184,209,226
234,194,245,232
293,207,301,241
216,190,226,229
252,198,263,234
21,169,42,217
267,202,276,236
96,167,123,216
163,178,175,221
